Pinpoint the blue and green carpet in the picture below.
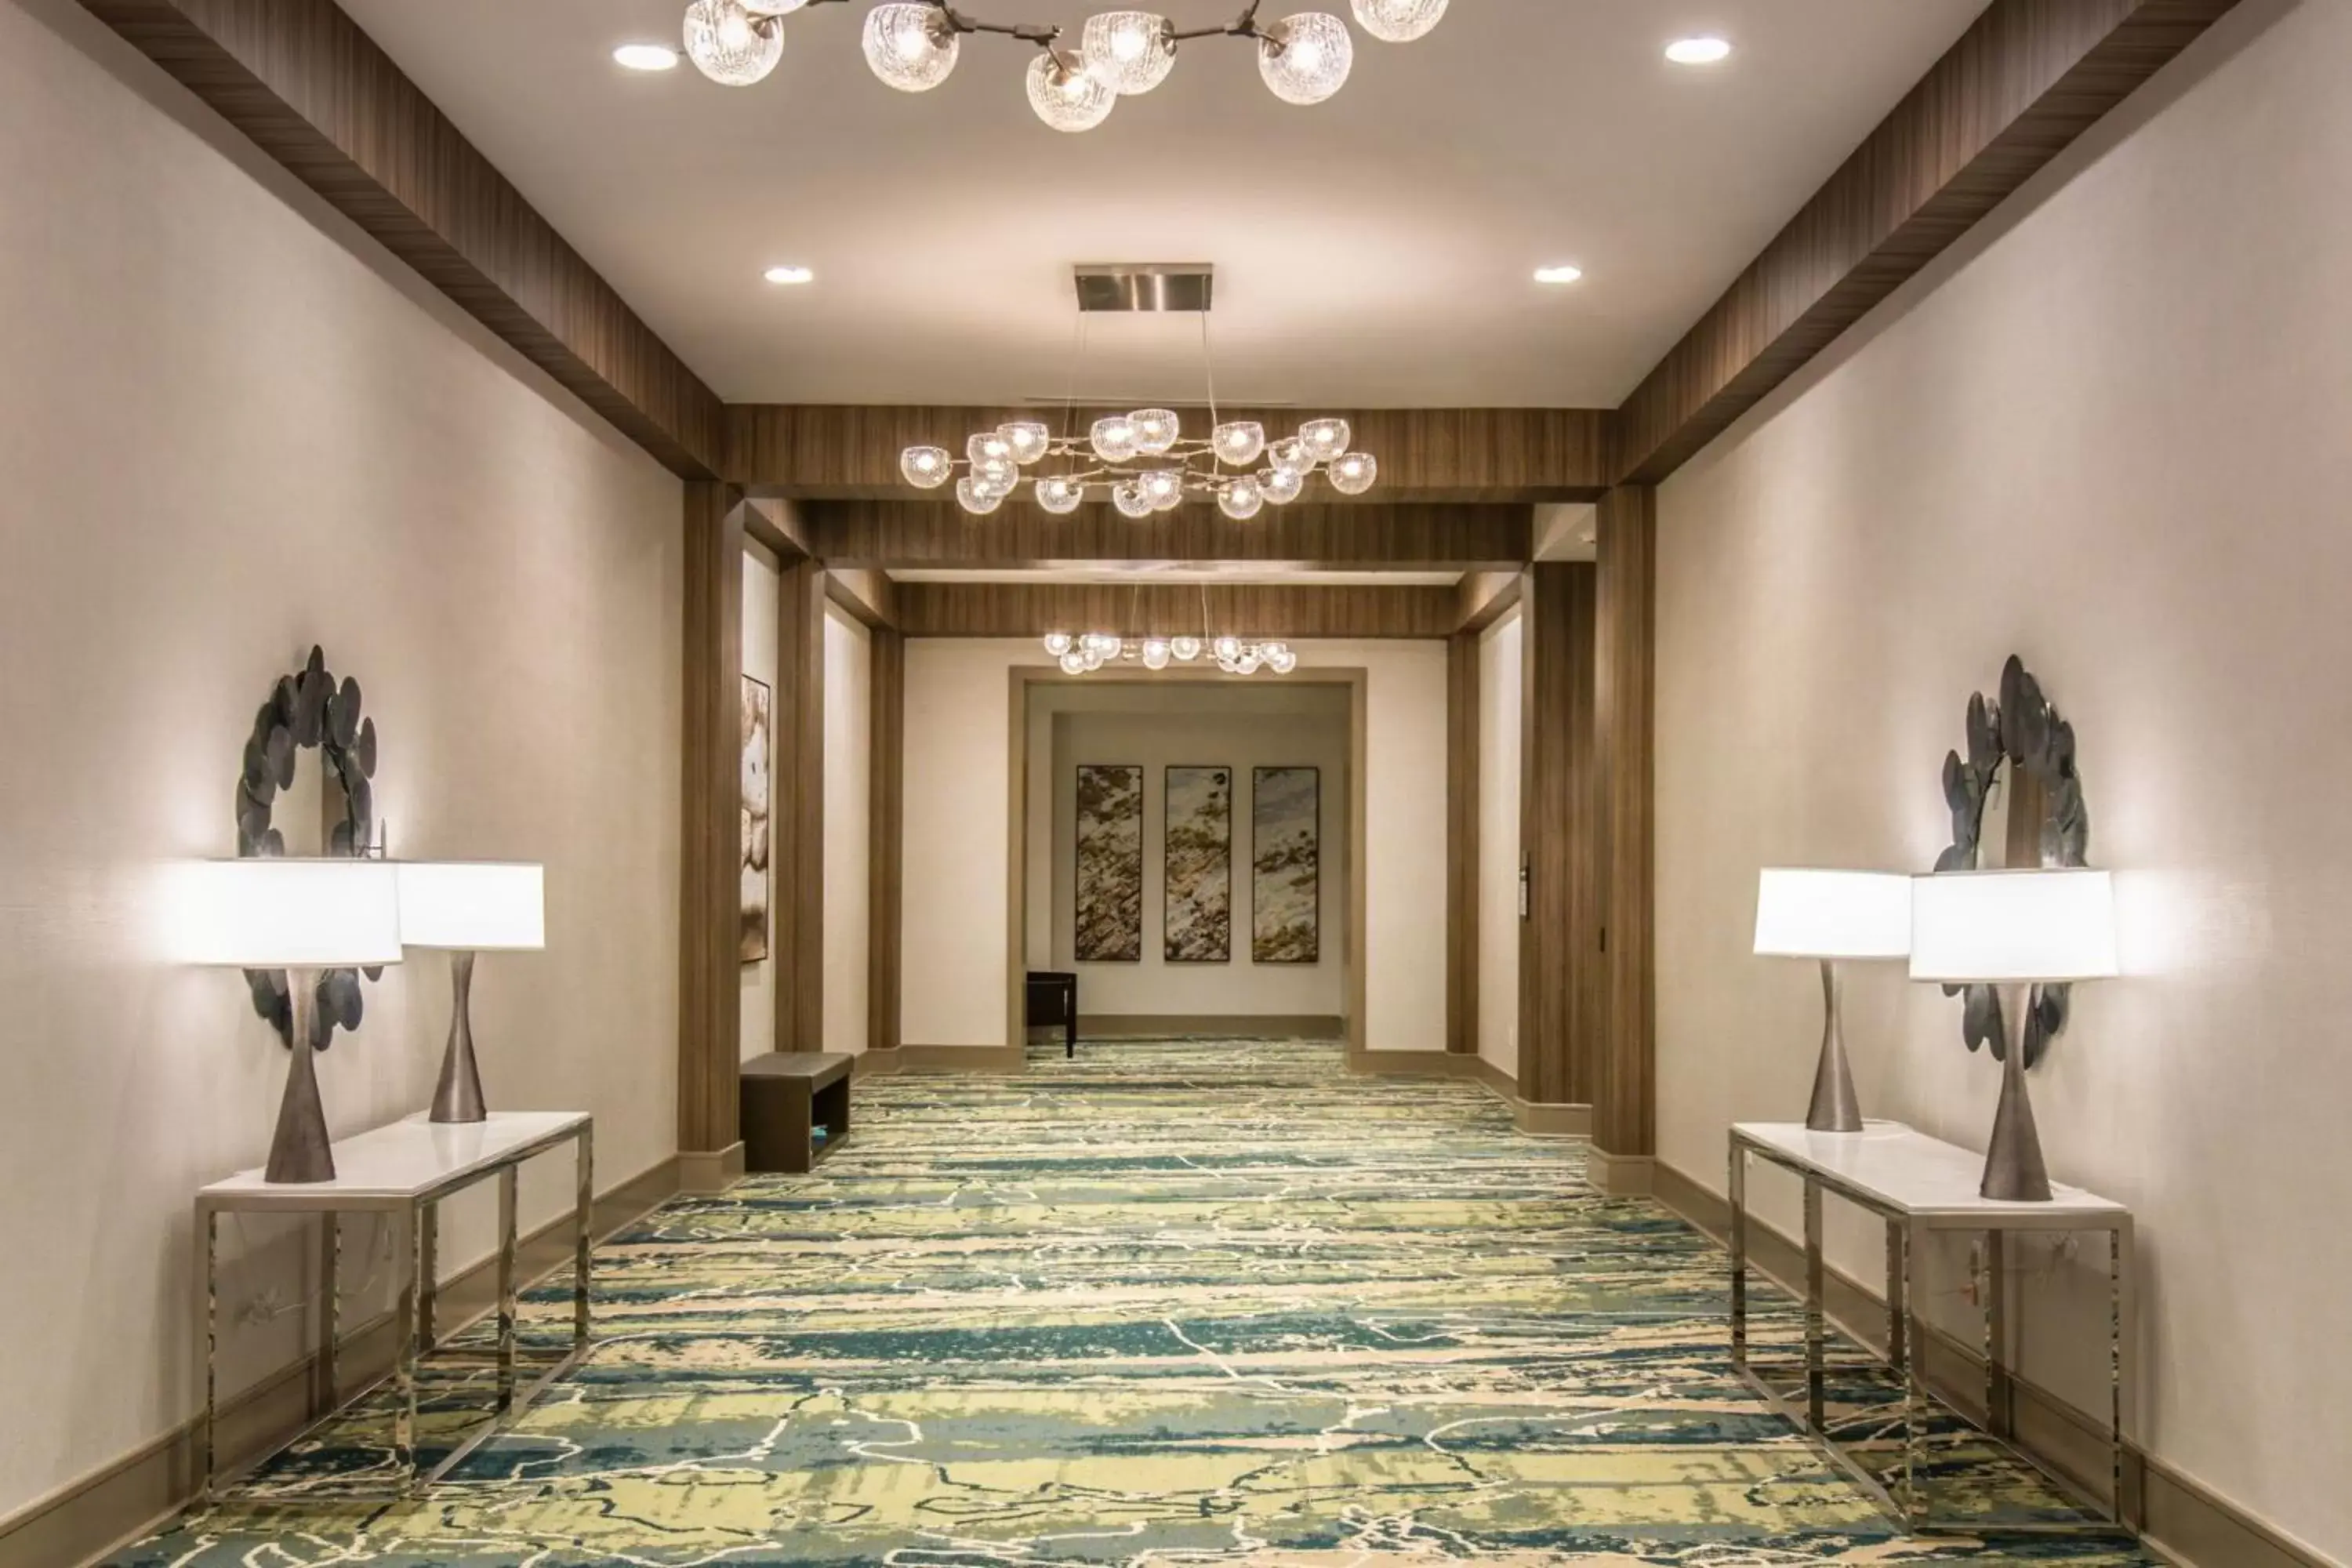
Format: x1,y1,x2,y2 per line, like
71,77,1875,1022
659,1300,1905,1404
114,1038,2157,1565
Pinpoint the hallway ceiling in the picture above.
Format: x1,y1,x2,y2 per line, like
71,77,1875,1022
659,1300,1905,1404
338,0,1981,408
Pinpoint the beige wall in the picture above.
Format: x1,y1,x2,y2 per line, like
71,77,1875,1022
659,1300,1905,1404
0,0,683,1527
740,543,781,1062
1653,2,2348,1555
902,640,1447,1051
822,604,872,1058
1475,610,1523,1080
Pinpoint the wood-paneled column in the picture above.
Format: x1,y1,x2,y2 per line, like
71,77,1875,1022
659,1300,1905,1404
1516,564,1602,1120
1592,487,1658,1194
773,560,828,1056
869,626,906,1059
678,482,745,1187
1446,632,1480,1057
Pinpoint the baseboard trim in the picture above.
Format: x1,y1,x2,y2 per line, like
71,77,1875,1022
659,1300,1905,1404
1585,1148,1655,1196
1080,1014,1345,1040
855,1049,904,1077
1343,1048,1474,1078
1649,1159,2339,1568
1512,1098,1592,1138
4,1151,684,1568
677,1141,744,1193
1465,1054,1517,1102
898,1043,1028,1074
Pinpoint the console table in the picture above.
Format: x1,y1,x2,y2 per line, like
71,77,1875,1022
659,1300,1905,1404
195,1110,593,1499
1729,1121,2135,1534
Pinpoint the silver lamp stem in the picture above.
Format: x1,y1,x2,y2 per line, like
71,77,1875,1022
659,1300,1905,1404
430,949,487,1124
265,968,336,1185
1806,958,1864,1133
1980,982,2054,1202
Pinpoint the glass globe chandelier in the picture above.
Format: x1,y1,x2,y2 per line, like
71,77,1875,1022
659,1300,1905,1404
675,0,1445,129
1041,588,1299,677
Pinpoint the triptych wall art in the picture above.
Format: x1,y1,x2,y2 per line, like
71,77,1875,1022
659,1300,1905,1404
740,674,771,965
1071,764,1319,966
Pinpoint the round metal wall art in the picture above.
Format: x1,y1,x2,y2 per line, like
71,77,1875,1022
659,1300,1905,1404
1933,655,2091,1069
234,645,381,1050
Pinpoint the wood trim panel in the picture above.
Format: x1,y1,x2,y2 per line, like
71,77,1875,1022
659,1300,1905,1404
1454,571,1523,634
1446,632,1479,1056
1612,0,2241,485
869,627,906,1054
677,483,742,1154
895,583,1458,640
728,406,1612,500
742,499,813,561
825,568,898,631
807,501,1530,571
1594,487,1657,1160
773,561,827,1054
79,0,725,479
1515,564,1602,1107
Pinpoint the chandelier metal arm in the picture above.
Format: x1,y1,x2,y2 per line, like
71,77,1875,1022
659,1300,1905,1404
1171,2,1268,46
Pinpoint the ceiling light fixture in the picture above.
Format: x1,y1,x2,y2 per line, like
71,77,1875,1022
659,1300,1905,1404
899,266,1377,517
1044,586,1299,677
1665,35,1732,65
673,0,1443,127
1534,263,1584,285
614,42,684,70
763,264,815,284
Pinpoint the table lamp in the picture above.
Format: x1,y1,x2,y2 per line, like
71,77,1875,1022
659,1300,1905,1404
1753,869,1912,1132
1911,869,2118,1202
395,862,546,1123
172,858,404,1184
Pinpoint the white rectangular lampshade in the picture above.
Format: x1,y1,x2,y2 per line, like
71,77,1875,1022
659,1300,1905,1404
1910,869,2119,984
396,862,546,951
169,858,405,968
1753,869,1913,960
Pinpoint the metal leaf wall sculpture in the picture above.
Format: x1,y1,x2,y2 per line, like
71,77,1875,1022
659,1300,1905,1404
233,644,383,1049
1932,655,2092,1069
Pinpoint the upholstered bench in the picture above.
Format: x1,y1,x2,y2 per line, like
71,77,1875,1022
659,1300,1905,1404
740,1051,854,1173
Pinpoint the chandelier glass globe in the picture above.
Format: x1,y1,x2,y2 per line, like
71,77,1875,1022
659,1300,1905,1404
1091,415,1142,462
684,0,784,85
1218,475,1265,519
1025,50,1117,131
1131,408,1181,454
1036,474,1087,514
1213,635,1243,663
1348,0,1446,43
1171,636,1202,662
1059,650,1088,675
1141,469,1184,510
1266,436,1312,477
971,454,1019,489
1212,420,1266,466
999,421,1053,464
1299,416,1352,463
901,445,953,488
1258,12,1352,105
968,430,1013,464
956,477,1007,515
1266,644,1299,674
1082,11,1176,95
1142,638,1173,671
1044,631,1075,658
863,3,960,92
742,0,810,13
1261,466,1305,505
1330,452,1377,494
1112,480,1155,519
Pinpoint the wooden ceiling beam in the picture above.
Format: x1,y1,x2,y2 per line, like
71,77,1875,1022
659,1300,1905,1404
896,583,1458,641
80,0,726,480
728,406,1613,503
1613,0,2241,486
805,501,1532,571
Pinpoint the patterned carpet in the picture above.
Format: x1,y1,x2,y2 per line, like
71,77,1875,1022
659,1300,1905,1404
114,1039,2160,1566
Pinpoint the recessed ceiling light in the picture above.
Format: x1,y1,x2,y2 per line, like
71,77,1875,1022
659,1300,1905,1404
613,42,681,71
1534,264,1584,285
763,265,815,285
1666,36,1733,65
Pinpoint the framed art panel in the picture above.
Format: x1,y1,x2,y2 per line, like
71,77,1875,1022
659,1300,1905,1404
1252,766,1320,964
1163,765,1232,964
1075,764,1145,962
740,673,771,964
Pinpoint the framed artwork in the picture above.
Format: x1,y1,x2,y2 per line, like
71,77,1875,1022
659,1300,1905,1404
1252,766,1320,964
740,673,771,964
1163,766,1232,964
1075,764,1145,962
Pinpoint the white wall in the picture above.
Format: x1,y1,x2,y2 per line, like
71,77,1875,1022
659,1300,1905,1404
0,0,681,1526
1476,609,1523,1080
902,641,1447,1052
822,604,872,1057
1652,2,2349,1553
739,543,780,1063
1033,686,1350,1018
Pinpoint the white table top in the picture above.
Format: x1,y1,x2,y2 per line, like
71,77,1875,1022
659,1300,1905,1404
1733,1120,2129,1225
200,1111,590,1209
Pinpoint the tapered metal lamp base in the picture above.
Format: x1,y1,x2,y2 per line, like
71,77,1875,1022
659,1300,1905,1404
1805,960,1864,1133
265,969,336,1185
430,949,487,1124
1980,982,2053,1203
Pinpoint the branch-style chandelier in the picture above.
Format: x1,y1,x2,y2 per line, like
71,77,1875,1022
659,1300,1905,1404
1044,586,1298,676
897,264,1378,518
681,0,1448,130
